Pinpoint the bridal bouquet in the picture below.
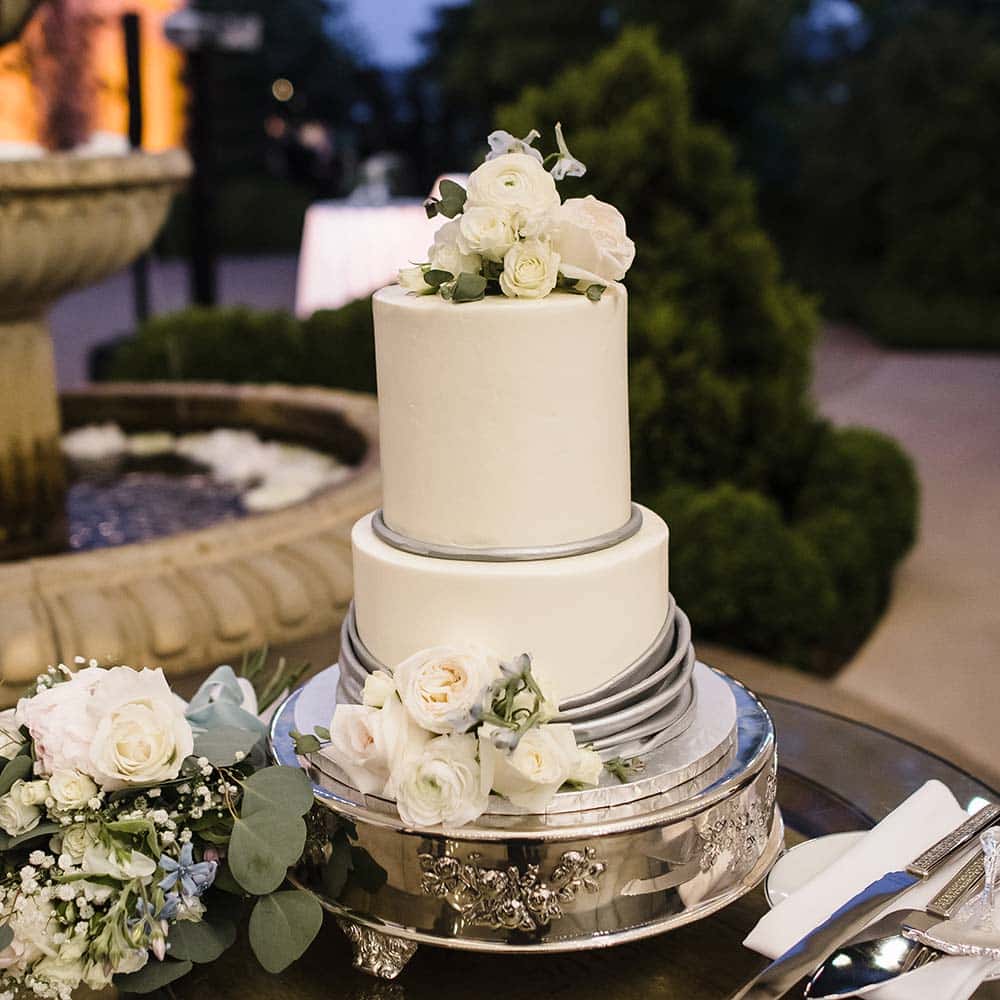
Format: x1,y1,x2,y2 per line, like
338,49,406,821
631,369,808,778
399,122,635,303
296,650,603,828
0,658,324,998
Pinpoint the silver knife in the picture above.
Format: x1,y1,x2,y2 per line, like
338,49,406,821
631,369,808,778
729,801,1000,1000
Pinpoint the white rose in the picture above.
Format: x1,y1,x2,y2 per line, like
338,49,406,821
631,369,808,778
481,723,579,811
87,667,194,790
394,733,490,828
15,779,49,807
499,238,561,299
16,666,106,777
48,770,98,810
58,822,98,862
428,219,482,275
394,646,499,735
457,205,518,261
0,782,41,836
326,696,427,796
398,265,431,294
568,747,604,787
0,708,23,760
465,152,560,233
551,195,635,283
362,670,396,709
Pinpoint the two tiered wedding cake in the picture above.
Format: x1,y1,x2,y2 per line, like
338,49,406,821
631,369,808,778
309,125,720,828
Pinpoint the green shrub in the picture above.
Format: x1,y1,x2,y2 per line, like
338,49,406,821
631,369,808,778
106,302,376,395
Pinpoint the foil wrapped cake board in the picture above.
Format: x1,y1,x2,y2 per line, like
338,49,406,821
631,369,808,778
271,668,781,979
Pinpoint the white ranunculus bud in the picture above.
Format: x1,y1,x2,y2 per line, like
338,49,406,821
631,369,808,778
481,722,579,811
551,195,635,283
326,695,427,795
0,782,41,837
398,265,432,294
48,771,99,811
568,746,604,787
87,667,194,790
499,238,561,299
457,204,519,262
465,152,561,229
394,733,490,828
394,646,500,735
362,670,396,709
428,219,482,276
0,709,23,760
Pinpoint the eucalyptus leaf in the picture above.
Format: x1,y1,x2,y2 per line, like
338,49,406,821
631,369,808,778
192,725,262,767
6,822,61,850
212,862,245,896
314,726,330,741
114,958,193,994
248,891,323,974
423,198,439,219
229,811,305,895
240,766,314,818
423,268,453,289
292,733,321,755
165,916,237,963
437,178,467,218
585,283,606,301
0,924,12,951
451,272,488,303
0,755,32,797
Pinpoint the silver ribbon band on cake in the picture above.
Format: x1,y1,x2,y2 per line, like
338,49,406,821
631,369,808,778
337,597,698,760
371,504,644,562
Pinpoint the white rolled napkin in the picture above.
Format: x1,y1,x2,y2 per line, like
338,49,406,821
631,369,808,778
745,779,997,999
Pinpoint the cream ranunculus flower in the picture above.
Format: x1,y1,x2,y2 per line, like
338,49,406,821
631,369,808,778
457,204,519,261
87,667,194,790
465,152,561,233
394,733,490,828
428,219,482,275
0,781,41,836
481,722,579,811
398,265,432,294
394,646,500,735
499,238,561,299
49,770,99,811
326,695,427,795
551,195,635,283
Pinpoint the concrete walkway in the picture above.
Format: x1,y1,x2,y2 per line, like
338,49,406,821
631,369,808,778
47,265,1000,786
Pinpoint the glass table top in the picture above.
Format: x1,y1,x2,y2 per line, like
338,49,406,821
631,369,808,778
166,694,999,1000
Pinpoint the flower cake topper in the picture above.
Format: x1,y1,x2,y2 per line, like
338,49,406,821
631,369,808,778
399,123,636,303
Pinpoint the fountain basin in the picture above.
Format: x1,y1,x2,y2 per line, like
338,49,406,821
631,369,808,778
0,382,380,702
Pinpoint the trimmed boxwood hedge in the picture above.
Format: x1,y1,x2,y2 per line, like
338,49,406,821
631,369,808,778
105,31,919,673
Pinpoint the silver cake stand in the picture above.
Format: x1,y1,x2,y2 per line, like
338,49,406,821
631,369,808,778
269,666,782,980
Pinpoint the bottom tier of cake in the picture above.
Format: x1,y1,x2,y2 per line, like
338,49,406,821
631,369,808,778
351,504,670,700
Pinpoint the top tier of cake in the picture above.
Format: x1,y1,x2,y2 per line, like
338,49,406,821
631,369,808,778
372,283,631,550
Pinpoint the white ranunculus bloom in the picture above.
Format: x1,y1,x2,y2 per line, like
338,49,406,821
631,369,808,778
0,708,23,760
87,667,194,790
394,733,490,828
568,746,604,787
49,770,99,810
428,219,482,276
394,646,500,735
465,153,561,232
551,195,635,283
0,782,41,836
16,666,106,777
398,265,432,294
481,723,579,811
457,204,519,261
499,238,561,299
326,695,427,795
485,128,543,163
362,670,396,709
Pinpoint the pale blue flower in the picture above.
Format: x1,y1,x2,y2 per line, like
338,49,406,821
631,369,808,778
550,122,587,180
159,843,217,897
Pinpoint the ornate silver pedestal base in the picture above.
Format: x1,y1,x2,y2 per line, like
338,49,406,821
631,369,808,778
271,668,781,981
336,919,419,979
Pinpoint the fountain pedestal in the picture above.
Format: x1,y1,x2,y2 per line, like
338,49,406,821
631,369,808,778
0,149,191,559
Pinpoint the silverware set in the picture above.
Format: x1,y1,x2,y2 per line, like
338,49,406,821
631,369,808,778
730,802,1000,1000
